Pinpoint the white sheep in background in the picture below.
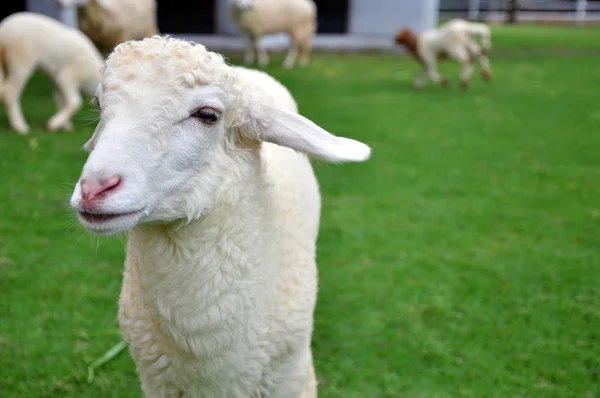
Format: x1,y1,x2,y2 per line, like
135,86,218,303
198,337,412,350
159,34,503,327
56,0,159,53
230,0,317,69
394,18,492,90
70,36,370,397
0,12,104,134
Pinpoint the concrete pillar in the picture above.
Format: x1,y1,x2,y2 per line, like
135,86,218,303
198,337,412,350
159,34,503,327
422,0,440,30
469,0,480,20
216,0,240,35
576,0,587,25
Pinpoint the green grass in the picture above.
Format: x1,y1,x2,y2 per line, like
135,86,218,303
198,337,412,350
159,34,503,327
1,25,600,397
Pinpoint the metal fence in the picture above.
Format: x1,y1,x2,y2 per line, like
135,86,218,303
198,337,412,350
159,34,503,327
439,0,600,24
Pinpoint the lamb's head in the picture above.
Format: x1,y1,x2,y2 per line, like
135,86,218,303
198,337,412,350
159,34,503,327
70,36,370,236
394,28,416,47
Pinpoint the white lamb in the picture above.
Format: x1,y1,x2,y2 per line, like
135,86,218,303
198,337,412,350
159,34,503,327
56,0,159,53
69,36,370,397
230,0,317,69
0,12,104,134
394,18,492,90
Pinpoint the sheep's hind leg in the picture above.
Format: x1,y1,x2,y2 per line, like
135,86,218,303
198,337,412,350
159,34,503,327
255,38,270,67
46,70,81,132
283,41,299,69
459,57,474,90
3,57,35,134
243,36,256,65
297,37,312,68
448,47,473,90
479,51,492,82
52,89,73,131
467,41,491,82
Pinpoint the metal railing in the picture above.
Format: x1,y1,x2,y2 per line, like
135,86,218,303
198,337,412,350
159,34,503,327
439,0,600,24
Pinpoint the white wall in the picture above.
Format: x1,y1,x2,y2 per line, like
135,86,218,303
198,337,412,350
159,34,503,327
349,0,439,35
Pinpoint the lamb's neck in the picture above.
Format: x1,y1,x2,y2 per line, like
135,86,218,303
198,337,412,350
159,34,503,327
125,159,276,332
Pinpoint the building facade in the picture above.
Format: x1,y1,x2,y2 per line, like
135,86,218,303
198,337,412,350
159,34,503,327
8,0,438,35
3,0,439,51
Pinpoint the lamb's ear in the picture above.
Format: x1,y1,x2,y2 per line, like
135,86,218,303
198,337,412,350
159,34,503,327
250,108,371,163
82,127,100,152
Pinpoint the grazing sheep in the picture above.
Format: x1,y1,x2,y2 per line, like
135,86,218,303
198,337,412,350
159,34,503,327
70,36,370,397
230,0,317,69
0,12,104,134
56,0,159,54
394,18,492,90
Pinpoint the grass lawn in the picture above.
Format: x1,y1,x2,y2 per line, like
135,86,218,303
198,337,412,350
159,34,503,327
1,25,600,397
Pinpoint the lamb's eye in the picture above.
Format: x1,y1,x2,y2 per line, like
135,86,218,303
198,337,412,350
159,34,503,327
191,107,219,124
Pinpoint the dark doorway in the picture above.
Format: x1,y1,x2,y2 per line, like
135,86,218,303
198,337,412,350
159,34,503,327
0,1,26,21
313,0,349,34
157,0,216,34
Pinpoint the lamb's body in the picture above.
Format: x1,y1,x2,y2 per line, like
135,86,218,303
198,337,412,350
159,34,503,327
0,12,103,133
230,0,317,69
395,18,492,89
58,0,159,53
119,68,320,397
70,37,369,397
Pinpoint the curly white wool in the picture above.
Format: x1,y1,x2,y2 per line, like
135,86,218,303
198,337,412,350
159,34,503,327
230,0,317,69
70,36,370,397
56,0,159,53
0,12,104,134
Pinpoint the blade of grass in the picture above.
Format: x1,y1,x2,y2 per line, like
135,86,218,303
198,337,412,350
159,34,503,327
87,341,127,383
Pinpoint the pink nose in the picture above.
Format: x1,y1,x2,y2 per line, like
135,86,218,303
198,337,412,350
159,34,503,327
80,175,121,202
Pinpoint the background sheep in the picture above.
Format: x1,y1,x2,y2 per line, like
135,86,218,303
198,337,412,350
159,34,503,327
230,0,317,69
395,18,492,90
56,0,159,54
70,36,370,397
0,12,104,134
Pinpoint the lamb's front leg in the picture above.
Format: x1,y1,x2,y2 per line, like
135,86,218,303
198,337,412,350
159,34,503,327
424,59,449,87
412,67,427,89
269,348,316,398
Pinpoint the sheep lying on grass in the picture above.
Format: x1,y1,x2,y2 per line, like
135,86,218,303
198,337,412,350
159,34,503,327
0,12,104,134
395,18,492,90
230,0,317,69
56,0,159,53
70,36,370,397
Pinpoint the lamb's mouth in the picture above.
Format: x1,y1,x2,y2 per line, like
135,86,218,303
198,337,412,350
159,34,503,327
77,209,146,235
78,209,143,223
